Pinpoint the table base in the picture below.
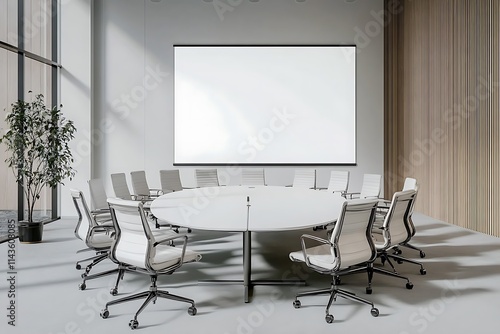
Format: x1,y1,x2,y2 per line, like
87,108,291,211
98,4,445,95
198,231,306,303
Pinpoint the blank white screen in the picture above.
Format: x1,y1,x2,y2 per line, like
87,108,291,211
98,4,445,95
174,45,356,165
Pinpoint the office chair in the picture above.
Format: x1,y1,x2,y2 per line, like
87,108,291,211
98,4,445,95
346,173,382,199
395,177,425,258
313,170,350,230
130,170,163,199
374,181,426,274
241,168,266,186
111,173,136,200
100,198,201,329
292,168,316,189
195,169,220,187
325,170,350,196
87,178,111,221
159,169,192,233
370,189,420,286
111,172,163,229
289,199,380,323
71,189,123,293
159,169,184,193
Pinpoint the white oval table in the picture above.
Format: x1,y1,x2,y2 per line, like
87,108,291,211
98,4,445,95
151,185,345,302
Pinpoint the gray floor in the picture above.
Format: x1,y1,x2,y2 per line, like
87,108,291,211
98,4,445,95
1,212,499,333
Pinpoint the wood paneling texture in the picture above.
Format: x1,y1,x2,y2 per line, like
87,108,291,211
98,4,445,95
384,0,500,236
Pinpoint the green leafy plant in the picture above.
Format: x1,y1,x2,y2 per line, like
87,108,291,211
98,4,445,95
0,93,76,223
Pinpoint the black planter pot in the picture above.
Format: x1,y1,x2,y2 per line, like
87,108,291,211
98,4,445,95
18,221,44,243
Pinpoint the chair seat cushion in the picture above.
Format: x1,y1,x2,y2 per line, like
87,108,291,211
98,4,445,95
290,243,373,271
151,245,202,271
88,231,114,249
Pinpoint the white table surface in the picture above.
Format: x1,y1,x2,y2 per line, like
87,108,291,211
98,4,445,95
150,185,346,303
150,185,345,232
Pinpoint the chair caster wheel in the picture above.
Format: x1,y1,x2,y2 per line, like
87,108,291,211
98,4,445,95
188,306,197,316
76,264,82,270
325,314,334,323
293,300,301,309
366,287,372,294
313,226,318,231
110,288,118,296
371,307,379,317
420,251,426,258
100,309,109,319
79,283,86,290
406,282,414,289
129,319,138,329
420,268,427,275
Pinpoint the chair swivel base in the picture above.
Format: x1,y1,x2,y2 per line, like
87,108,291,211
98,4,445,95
100,275,196,329
79,267,126,295
293,285,379,323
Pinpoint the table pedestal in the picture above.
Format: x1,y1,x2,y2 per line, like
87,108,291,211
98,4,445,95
199,231,306,303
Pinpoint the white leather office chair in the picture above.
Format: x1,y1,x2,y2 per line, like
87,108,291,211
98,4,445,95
87,179,112,221
347,173,381,199
71,189,121,292
195,169,219,187
326,170,350,196
110,173,135,200
159,169,184,193
375,181,426,274
130,170,163,199
377,177,425,258
370,189,419,288
313,170,350,231
289,199,380,323
241,168,266,186
100,198,201,329
292,168,316,189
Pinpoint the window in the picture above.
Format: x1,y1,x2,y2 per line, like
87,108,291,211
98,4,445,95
0,0,60,241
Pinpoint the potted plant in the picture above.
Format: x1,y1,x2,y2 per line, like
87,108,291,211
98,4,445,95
0,92,76,243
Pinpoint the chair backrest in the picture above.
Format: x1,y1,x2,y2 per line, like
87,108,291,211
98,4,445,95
402,177,417,191
195,169,220,187
360,173,382,199
241,168,266,186
326,170,350,194
111,173,133,200
329,199,379,269
70,189,96,241
402,177,418,235
130,170,151,197
159,169,183,192
88,178,109,211
380,189,416,247
107,198,151,269
293,169,316,189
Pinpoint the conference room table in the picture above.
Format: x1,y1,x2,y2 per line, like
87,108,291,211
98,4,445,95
150,185,345,303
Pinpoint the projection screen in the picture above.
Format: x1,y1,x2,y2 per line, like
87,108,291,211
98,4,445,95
174,45,356,165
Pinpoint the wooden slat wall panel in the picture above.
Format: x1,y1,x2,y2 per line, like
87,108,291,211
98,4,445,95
384,0,500,236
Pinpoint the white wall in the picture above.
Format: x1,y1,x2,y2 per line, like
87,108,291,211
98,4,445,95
60,0,92,216
61,0,384,215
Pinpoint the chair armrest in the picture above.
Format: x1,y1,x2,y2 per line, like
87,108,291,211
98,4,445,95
153,233,187,247
91,208,110,215
149,189,164,197
300,234,334,268
89,225,115,238
345,192,360,199
154,234,189,272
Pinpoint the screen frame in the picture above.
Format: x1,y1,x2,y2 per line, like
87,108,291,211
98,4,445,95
173,44,357,167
